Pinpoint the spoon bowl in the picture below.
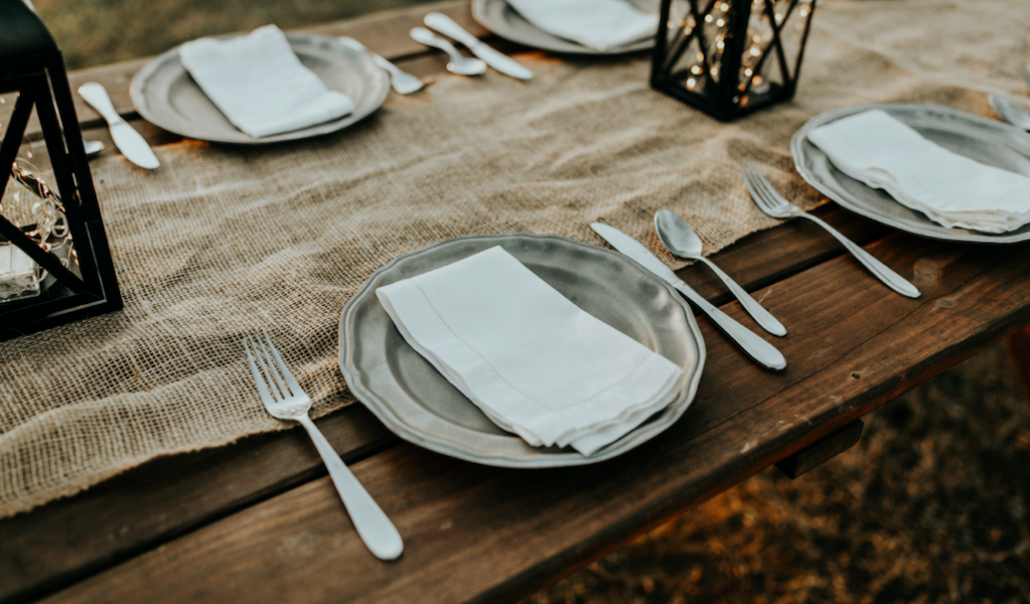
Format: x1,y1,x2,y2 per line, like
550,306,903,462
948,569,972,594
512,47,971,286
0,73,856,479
654,209,704,259
654,209,787,337
989,93,1030,130
84,140,104,158
410,27,487,76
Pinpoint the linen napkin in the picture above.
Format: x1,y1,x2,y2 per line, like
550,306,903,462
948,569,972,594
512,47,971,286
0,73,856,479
178,25,355,138
506,0,658,51
376,246,685,455
807,109,1030,233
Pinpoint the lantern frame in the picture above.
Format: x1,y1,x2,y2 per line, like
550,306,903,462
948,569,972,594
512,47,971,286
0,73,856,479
0,0,121,341
651,0,818,121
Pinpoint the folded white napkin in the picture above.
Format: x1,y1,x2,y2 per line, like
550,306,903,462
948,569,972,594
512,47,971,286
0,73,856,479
376,246,684,455
506,0,658,51
179,25,355,138
807,109,1030,233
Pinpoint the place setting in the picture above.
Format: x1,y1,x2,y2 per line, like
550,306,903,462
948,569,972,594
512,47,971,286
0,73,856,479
128,25,391,145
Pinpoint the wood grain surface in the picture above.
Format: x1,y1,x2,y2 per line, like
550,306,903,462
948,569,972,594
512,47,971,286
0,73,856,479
32,234,1030,604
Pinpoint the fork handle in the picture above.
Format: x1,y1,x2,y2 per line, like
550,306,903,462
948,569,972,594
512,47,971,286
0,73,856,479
297,415,404,560
800,214,921,299
698,257,787,337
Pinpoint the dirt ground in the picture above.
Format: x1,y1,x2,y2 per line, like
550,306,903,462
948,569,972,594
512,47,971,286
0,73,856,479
33,1,1030,601
520,343,1030,604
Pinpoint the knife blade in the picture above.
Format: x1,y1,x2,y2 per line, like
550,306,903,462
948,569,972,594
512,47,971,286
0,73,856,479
590,223,787,371
424,12,533,80
78,82,160,170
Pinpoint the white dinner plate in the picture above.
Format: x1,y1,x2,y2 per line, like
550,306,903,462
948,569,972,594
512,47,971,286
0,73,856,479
339,233,706,468
130,33,389,145
471,0,657,55
793,104,1030,244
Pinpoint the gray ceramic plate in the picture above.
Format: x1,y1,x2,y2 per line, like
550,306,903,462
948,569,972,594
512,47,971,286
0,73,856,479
129,33,389,145
472,0,656,55
339,234,705,468
792,104,1030,244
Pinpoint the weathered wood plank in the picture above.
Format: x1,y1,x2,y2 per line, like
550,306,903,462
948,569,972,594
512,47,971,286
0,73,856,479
0,197,886,604
1006,325,1030,402
774,419,864,479
37,235,1030,604
0,405,395,604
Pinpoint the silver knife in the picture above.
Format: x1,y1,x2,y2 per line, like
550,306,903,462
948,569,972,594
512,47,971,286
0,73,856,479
424,12,533,80
590,223,787,372
78,82,160,170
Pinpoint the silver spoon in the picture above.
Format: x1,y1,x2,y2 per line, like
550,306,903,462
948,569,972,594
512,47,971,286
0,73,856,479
338,36,424,95
409,27,486,76
989,93,1030,130
655,209,787,337
84,140,104,158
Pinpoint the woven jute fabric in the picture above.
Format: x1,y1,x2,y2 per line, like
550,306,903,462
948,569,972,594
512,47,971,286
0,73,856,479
1,0,1026,517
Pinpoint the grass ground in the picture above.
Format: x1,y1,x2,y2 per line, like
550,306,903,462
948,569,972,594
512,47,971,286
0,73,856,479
35,1,1030,601
31,0,440,70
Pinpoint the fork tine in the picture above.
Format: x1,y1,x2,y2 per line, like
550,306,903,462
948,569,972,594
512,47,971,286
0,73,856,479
747,163,790,212
245,339,276,405
261,333,304,395
741,163,774,214
749,163,784,208
253,335,291,399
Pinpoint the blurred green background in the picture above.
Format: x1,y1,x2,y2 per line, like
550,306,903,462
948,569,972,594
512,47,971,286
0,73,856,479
32,0,438,70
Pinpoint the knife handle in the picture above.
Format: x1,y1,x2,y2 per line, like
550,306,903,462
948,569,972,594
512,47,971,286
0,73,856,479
78,82,123,125
674,282,787,371
424,12,480,48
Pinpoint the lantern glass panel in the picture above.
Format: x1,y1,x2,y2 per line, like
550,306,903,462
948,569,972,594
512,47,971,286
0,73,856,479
652,0,817,120
0,96,82,306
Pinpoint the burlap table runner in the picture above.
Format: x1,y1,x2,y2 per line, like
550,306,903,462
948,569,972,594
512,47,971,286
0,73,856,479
1,0,1025,517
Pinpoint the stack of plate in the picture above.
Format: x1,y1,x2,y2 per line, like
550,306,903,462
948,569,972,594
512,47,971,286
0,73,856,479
793,104,1030,244
471,0,657,55
130,34,390,145
339,234,706,468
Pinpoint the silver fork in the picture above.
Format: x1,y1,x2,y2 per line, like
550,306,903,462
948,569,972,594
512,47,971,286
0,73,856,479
245,334,403,560
740,163,920,299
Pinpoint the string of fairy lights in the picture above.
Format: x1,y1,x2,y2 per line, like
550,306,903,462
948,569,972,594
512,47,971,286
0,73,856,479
673,0,812,105
0,100,75,300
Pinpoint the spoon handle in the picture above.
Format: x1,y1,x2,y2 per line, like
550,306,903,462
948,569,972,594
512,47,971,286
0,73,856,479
672,280,787,372
410,27,461,63
699,257,786,336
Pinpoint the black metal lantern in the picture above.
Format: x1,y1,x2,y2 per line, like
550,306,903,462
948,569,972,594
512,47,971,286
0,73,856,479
0,0,121,340
651,0,817,121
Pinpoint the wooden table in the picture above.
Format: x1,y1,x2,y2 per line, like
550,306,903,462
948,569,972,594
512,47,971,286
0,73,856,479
3,3,1030,603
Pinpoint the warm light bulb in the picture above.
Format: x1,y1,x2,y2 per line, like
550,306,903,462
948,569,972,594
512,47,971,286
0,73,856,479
686,77,697,89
